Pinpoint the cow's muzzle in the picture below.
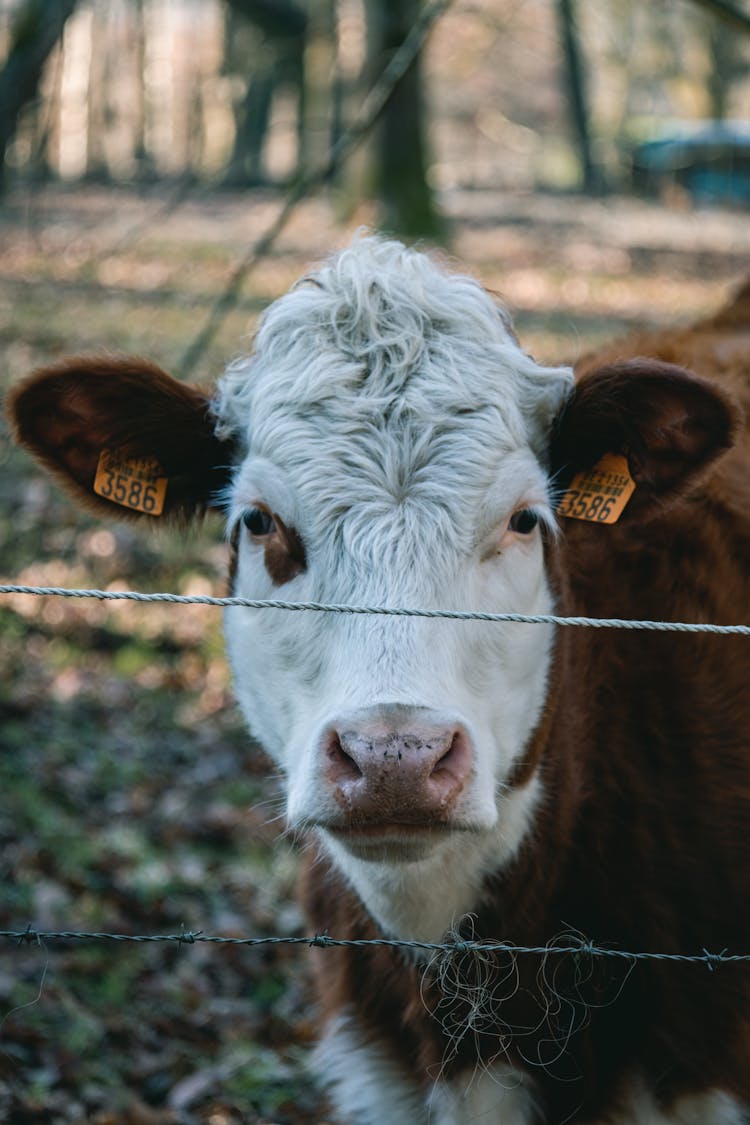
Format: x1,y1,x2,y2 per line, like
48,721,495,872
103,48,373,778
320,704,473,829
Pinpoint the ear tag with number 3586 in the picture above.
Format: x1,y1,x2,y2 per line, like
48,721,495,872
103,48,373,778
557,452,636,524
93,449,168,516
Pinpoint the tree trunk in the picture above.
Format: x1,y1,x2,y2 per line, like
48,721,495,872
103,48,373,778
86,2,109,181
707,18,749,119
684,0,750,34
556,0,602,193
299,0,336,177
226,60,275,185
132,0,156,181
222,0,307,185
0,0,78,190
224,0,307,40
364,0,442,238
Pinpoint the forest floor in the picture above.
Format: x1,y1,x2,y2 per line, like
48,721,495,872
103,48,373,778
0,182,748,1125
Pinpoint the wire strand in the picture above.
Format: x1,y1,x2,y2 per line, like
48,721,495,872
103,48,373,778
1,929,746,968
1,584,749,634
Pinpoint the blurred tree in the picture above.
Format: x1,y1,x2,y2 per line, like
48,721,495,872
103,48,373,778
227,0,307,38
131,0,151,179
667,1,750,123
85,1,111,181
0,0,78,190
685,0,750,33
363,0,442,237
300,0,338,174
706,17,750,117
222,0,307,185
556,0,602,192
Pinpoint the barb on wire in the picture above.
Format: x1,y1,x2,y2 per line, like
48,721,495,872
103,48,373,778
177,0,453,379
2,929,749,968
0,584,749,635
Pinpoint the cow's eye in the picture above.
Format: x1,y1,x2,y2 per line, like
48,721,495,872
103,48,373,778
509,508,539,534
242,507,276,536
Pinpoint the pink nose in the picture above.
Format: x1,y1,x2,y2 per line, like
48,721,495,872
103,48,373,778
322,706,473,824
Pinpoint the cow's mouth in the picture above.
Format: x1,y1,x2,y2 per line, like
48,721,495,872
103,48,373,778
329,821,446,838
322,820,472,862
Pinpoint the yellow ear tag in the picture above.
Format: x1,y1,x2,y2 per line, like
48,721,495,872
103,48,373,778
557,452,636,524
94,449,168,516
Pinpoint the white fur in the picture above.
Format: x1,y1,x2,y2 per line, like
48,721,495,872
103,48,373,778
321,774,542,943
314,1010,428,1125
316,1014,743,1125
606,1075,746,1125
428,1065,541,1125
215,237,575,1110
316,1009,540,1125
216,238,570,899
428,1074,745,1125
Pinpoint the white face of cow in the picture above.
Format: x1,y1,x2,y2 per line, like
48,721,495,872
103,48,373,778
216,238,573,937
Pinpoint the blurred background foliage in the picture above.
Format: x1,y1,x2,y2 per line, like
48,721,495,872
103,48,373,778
1,0,749,229
0,1,749,1123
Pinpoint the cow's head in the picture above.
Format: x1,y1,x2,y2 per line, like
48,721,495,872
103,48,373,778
7,238,739,936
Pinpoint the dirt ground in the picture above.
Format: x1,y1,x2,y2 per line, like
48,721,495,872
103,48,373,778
0,182,748,1124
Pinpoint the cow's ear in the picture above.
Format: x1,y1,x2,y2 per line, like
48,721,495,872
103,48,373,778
550,359,741,520
6,356,236,521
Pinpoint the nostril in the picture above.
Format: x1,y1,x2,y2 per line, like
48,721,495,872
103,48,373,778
429,731,472,787
325,731,364,784
320,715,474,821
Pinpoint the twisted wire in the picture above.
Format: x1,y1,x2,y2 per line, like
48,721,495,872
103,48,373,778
1,929,745,969
1,584,749,634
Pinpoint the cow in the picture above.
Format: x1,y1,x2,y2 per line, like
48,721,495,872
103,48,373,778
6,237,750,1124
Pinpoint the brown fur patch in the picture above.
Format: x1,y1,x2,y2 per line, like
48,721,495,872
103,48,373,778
6,355,236,522
263,514,307,585
229,509,307,587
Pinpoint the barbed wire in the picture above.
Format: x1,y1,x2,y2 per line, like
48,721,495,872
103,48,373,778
1,583,749,635
1,928,745,970
1,586,747,979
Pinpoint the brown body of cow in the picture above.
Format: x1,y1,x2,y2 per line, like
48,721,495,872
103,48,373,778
301,281,750,1121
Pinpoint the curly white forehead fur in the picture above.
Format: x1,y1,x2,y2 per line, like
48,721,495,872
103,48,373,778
213,236,573,586
214,235,573,460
